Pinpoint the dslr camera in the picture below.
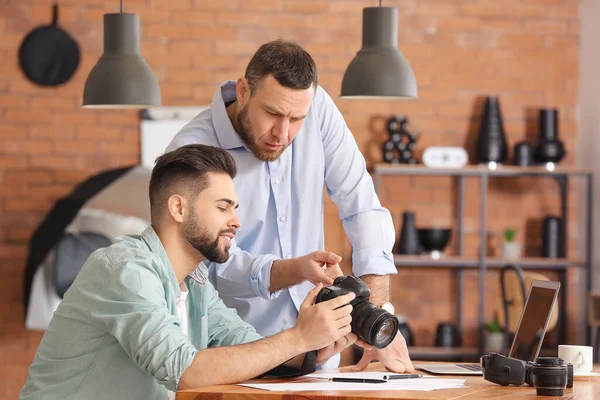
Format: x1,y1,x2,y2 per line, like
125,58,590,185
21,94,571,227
315,275,399,349
480,353,573,396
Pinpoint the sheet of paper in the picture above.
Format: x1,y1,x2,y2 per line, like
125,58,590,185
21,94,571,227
239,378,466,392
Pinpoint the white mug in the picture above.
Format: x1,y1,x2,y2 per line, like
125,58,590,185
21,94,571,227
558,345,593,373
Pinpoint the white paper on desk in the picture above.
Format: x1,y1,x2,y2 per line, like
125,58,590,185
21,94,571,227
239,378,466,392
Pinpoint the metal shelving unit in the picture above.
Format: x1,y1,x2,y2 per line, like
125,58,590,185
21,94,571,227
374,164,594,358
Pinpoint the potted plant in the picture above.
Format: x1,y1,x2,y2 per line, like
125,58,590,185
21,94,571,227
484,314,505,353
502,228,521,260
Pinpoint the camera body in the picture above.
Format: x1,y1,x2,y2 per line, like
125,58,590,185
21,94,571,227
481,353,573,396
315,276,399,349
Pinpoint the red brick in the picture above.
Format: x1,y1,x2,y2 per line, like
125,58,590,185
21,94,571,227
525,20,567,34
0,156,28,169
239,0,284,12
149,0,192,9
166,68,212,84
330,1,367,14
53,138,101,155
0,95,27,108
29,96,79,111
214,40,262,56
160,84,195,99
5,110,53,124
285,0,330,14
29,156,75,169
145,23,236,41
5,196,51,213
172,9,216,25
193,0,240,9
416,1,458,16
2,140,52,155
29,124,76,139
97,111,139,126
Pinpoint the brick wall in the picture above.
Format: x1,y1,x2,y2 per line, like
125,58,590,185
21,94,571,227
0,0,580,397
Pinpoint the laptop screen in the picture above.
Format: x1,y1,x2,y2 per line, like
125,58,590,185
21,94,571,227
508,280,560,362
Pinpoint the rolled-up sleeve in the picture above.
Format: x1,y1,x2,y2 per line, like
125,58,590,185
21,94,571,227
317,87,397,278
92,257,197,392
210,241,283,300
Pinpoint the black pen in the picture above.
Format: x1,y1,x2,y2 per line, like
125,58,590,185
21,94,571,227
384,373,423,380
330,378,387,384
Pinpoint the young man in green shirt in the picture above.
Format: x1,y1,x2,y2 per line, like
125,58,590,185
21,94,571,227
20,144,363,400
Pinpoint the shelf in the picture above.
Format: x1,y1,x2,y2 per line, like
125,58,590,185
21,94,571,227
375,164,592,177
394,255,586,270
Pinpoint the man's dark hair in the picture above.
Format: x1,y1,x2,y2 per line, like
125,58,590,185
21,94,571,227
149,144,237,225
245,39,318,94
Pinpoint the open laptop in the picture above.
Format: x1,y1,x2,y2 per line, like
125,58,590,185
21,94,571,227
414,279,561,375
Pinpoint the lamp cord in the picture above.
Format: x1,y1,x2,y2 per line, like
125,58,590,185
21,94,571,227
379,0,382,6
120,0,123,12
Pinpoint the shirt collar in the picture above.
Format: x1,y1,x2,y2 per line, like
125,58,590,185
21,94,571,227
212,80,246,150
141,225,181,296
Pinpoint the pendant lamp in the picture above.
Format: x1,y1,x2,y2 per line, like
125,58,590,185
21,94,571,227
82,0,161,108
340,2,417,99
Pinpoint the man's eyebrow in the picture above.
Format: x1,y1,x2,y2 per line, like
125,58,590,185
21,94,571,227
216,198,239,209
264,105,306,121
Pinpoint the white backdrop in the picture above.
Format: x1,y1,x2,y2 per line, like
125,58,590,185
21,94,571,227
140,106,208,169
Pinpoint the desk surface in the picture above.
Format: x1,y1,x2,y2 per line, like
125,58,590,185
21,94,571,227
177,362,600,400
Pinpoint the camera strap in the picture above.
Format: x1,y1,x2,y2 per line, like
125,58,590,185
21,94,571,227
254,350,317,378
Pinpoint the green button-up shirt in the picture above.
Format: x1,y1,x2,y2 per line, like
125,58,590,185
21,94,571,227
20,226,263,400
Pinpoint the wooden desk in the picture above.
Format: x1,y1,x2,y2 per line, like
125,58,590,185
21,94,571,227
177,363,600,400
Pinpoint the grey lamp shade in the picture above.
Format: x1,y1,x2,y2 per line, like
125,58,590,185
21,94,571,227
82,13,161,109
340,7,417,100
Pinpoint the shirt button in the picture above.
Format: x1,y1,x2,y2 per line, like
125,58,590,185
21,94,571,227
285,254,292,259
273,178,280,184
279,216,286,222
290,288,297,296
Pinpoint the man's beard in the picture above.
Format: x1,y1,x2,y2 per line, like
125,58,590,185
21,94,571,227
183,208,231,264
237,104,287,162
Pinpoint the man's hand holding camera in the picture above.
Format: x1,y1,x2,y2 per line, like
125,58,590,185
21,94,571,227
293,283,374,366
294,284,354,351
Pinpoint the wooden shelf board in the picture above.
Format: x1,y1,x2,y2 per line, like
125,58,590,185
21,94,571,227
393,255,586,269
375,163,591,177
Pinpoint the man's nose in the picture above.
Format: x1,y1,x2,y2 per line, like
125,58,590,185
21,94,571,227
230,214,241,230
272,118,290,142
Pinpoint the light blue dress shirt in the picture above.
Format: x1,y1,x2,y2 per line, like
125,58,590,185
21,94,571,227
20,226,262,400
166,81,397,368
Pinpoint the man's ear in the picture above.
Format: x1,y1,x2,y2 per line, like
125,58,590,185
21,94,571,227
167,194,186,224
236,77,250,105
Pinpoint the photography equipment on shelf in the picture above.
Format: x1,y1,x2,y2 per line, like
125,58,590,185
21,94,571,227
476,96,508,165
480,353,573,396
382,115,420,164
315,276,399,349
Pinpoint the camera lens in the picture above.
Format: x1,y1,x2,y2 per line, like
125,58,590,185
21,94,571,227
351,301,399,349
374,319,398,348
531,357,568,397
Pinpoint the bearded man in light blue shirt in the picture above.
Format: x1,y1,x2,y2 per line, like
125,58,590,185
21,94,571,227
20,144,361,400
166,39,413,372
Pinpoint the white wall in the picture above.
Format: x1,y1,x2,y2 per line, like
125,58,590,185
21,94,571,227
578,0,600,346
578,0,600,291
